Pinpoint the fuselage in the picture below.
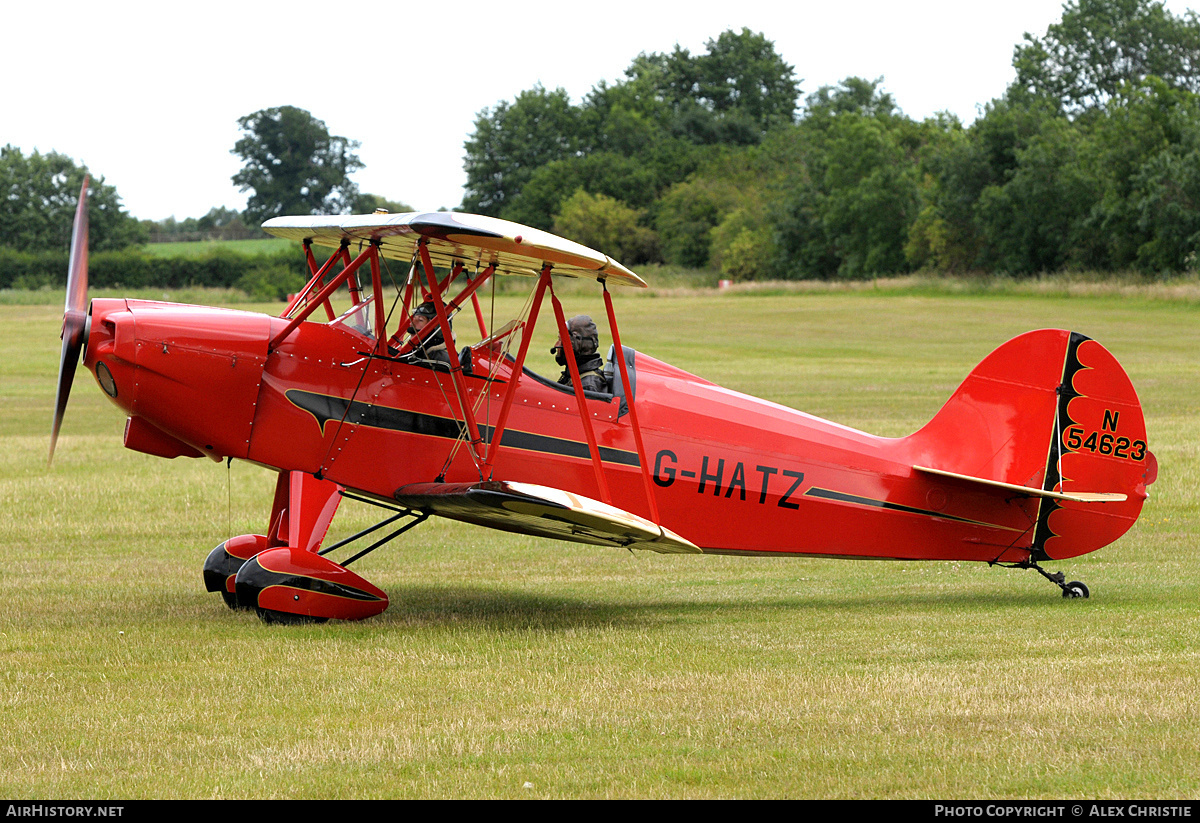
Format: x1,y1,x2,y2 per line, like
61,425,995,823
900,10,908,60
84,298,1140,565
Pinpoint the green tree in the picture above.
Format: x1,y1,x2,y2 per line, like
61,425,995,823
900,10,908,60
1084,79,1200,270
770,80,924,279
822,117,921,277
142,207,258,242
654,176,744,267
461,86,584,216
710,207,777,282
552,190,659,264
652,133,799,271
620,28,799,146
502,151,664,230
0,145,145,252
911,76,1200,275
232,106,364,225
579,78,670,157
459,30,799,216
195,206,256,240
699,28,802,131
1013,0,1200,114
905,99,1053,274
974,114,1098,273
803,76,898,123
1130,120,1200,271
904,116,987,272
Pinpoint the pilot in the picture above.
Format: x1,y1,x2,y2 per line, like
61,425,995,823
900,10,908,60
406,301,453,365
552,315,607,393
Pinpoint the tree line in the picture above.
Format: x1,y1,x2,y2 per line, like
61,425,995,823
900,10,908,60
1,105,405,254
0,107,405,295
461,0,1200,278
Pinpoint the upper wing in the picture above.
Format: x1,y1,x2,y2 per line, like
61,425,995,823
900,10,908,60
394,480,700,554
262,211,646,288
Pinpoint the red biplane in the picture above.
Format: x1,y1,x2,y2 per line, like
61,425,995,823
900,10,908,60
51,182,1157,622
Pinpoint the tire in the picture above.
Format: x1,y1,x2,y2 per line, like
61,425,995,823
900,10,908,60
1062,581,1090,599
255,607,328,625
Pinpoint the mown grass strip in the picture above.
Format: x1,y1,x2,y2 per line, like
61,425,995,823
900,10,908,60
2,287,1196,798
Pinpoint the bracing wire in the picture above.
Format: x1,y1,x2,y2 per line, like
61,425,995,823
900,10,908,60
435,273,537,481
225,455,232,545
316,246,396,476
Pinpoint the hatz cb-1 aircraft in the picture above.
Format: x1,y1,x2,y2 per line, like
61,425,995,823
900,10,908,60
50,181,1157,622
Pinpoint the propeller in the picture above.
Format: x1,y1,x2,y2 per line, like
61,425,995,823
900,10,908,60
49,175,90,464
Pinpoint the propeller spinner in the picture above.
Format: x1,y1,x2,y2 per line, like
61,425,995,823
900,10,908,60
49,176,90,464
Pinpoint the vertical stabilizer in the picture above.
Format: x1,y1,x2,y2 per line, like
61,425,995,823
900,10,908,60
903,330,1154,560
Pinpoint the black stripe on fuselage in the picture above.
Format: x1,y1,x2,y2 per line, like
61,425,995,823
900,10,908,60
804,487,1018,530
285,389,640,467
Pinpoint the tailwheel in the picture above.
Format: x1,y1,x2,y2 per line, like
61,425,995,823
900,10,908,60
1000,558,1092,599
1062,580,1090,599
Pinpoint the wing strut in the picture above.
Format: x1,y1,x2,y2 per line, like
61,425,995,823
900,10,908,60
482,265,551,476
385,249,421,350
548,280,612,504
602,282,659,523
269,244,376,350
393,259,497,357
468,274,489,339
417,240,486,465
282,238,343,321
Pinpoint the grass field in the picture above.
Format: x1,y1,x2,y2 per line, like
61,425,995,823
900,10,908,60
1,281,1197,799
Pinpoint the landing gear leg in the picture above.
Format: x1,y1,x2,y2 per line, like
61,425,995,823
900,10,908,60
236,495,430,624
1011,559,1090,599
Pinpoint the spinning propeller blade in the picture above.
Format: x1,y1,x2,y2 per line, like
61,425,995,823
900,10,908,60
49,175,90,464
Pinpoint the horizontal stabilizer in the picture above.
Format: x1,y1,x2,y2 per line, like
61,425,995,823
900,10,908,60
914,465,1127,503
395,480,700,554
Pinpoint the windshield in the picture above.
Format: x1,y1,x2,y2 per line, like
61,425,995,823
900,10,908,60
330,294,377,340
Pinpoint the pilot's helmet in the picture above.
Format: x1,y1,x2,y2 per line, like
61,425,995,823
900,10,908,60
551,315,599,362
409,301,448,335
568,315,599,356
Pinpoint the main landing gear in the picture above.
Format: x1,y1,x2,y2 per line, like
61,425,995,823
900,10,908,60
202,469,429,623
205,498,429,624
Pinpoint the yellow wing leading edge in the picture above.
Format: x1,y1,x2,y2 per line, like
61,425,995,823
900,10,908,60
262,212,647,288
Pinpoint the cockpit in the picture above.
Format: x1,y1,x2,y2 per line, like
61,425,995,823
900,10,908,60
282,244,637,414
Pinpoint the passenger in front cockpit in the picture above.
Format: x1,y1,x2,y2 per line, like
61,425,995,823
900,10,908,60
406,301,453,366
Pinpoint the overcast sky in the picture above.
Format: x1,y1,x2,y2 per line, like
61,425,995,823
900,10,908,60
6,0,1197,221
